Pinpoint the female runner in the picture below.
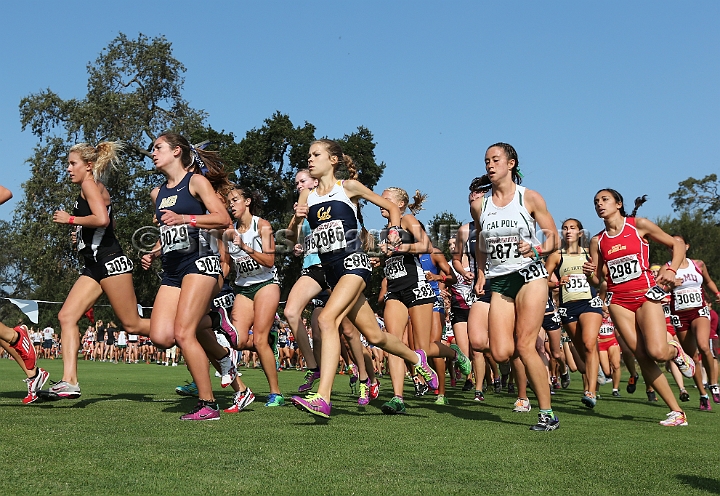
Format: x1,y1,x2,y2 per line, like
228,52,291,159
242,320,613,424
289,139,437,418
49,142,150,399
545,218,604,408
142,132,231,420
472,142,560,431
667,234,720,408
584,188,695,426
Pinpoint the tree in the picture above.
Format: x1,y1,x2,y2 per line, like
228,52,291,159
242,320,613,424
669,174,720,220
427,211,462,259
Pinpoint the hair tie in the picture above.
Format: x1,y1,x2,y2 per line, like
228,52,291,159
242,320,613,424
190,142,209,175
515,167,524,179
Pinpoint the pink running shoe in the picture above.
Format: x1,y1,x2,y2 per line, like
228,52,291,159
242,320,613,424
413,350,438,391
180,401,220,421
298,369,320,393
291,393,331,418
669,340,695,378
700,396,712,411
215,307,238,349
659,410,688,427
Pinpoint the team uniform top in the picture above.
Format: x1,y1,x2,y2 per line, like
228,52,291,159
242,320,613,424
154,172,204,265
596,217,654,294
228,216,277,287
598,317,615,338
382,225,426,293
306,181,362,265
300,219,321,269
419,253,440,295
449,266,472,310
479,185,539,278
555,251,598,304
670,259,706,314
74,194,123,263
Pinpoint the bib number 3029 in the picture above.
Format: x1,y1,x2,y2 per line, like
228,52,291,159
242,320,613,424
160,224,190,254
518,260,548,283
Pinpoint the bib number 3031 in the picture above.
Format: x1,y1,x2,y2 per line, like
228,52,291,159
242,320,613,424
518,260,548,283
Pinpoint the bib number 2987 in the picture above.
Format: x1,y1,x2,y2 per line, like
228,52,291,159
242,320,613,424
518,261,548,283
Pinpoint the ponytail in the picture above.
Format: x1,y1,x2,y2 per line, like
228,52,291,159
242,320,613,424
69,141,124,181
630,195,647,217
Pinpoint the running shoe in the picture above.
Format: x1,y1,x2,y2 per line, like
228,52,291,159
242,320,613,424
298,369,321,393
612,390,621,397
369,380,380,401
627,374,638,394
669,340,696,378
291,393,331,418
435,394,449,405
413,350,438,391
413,376,429,396
659,411,688,427
679,389,690,402
381,396,406,415
348,364,359,394
461,379,474,392
647,390,658,402
176,381,199,397
581,391,597,409
597,368,607,386
47,380,81,399
508,383,516,395
474,390,485,402
513,398,531,412
213,307,238,349
219,351,238,388
560,371,571,389
551,376,560,390
709,384,720,404
11,325,36,370
180,401,220,421
265,393,285,407
22,368,49,404
494,378,502,394
358,380,370,406
224,388,255,413
450,343,472,376
700,396,712,411
530,412,559,431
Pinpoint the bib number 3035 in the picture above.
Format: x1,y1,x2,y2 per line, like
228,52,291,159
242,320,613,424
518,260,548,283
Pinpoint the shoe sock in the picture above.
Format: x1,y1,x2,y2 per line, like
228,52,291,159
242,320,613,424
539,408,554,418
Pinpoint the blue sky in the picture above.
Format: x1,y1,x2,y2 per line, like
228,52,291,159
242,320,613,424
1,1,718,236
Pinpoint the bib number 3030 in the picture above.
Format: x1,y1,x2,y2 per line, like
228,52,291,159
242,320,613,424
518,260,548,283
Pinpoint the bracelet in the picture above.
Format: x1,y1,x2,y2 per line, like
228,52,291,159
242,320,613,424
68,216,75,225
530,245,541,260
555,281,560,288
665,266,677,274
189,215,197,227
441,274,447,282
535,244,543,256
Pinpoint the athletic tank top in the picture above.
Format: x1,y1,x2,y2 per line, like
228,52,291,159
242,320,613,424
556,250,596,304
73,194,123,263
596,217,654,293
670,259,705,313
599,317,615,338
479,185,539,278
449,266,472,309
307,181,362,264
419,253,440,295
117,331,127,346
301,219,321,269
228,216,277,287
155,172,204,262
466,221,492,294
382,222,425,293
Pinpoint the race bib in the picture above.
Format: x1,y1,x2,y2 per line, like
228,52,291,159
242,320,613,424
673,287,703,311
557,307,567,317
551,313,562,325
645,285,668,302
699,306,711,318
662,303,672,318
589,296,603,308
303,233,318,255
605,292,613,306
518,260,548,283
160,224,190,254
384,255,408,280
104,255,134,276
213,293,235,310
412,281,435,301
343,253,371,271
565,274,590,293
599,322,614,337
234,253,263,278
607,254,641,284
671,314,681,327
313,220,346,254
486,235,523,267
195,255,221,275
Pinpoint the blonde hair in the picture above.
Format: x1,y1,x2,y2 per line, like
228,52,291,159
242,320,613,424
69,141,124,181
385,187,427,215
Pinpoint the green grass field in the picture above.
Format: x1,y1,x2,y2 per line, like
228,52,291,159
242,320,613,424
1,359,718,495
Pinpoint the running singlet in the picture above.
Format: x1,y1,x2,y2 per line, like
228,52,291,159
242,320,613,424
419,253,440,295
301,219,321,269
556,251,597,304
479,185,543,279
155,172,205,262
599,317,615,338
228,216,277,287
670,259,706,313
306,181,363,264
74,194,123,263
596,217,654,293
382,225,426,293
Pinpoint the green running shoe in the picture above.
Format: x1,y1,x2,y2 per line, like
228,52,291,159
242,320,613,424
265,393,285,407
450,344,472,376
175,381,199,397
434,394,449,405
381,396,406,415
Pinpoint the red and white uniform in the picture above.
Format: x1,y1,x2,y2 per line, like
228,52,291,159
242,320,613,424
669,259,710,332
597,217,655,312
598,316,619,352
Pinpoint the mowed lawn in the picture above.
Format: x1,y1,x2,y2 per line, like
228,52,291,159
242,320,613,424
1,359,718,495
